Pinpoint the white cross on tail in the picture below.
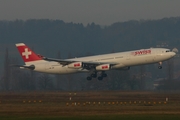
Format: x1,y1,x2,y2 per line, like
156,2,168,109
22,48,32,59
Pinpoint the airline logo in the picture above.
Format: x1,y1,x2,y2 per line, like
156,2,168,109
132,49,151,56
16,43,42,62
102,65,109,69
74,63,81,67
22,48,32,59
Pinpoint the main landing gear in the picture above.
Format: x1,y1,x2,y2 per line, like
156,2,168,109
158,62,162,69
87,71,107,81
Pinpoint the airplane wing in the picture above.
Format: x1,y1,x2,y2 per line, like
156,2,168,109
43,57,117,70
43,57,80,65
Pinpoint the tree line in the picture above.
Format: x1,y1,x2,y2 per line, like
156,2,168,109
1,17,180,56
1,17,180,91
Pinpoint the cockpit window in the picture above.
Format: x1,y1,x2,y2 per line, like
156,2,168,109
166,50,170,52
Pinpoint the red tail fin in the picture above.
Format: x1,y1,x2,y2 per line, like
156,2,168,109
16,43,42,63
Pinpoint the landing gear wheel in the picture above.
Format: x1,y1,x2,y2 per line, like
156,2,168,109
87,76,92,81
158,62,162,69
91,74,97,78
102,73,107,77
98,76,103,81
158,66,162,69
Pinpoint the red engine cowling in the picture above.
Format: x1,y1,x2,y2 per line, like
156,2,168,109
96,64,110,71
68,62,82,69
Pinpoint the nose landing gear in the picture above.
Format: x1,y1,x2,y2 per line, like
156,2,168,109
158,66,162,69
158,62,162,69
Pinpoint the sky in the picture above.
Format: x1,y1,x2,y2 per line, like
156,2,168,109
0,0,180,25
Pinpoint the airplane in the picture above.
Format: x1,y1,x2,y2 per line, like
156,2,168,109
15,43,176,80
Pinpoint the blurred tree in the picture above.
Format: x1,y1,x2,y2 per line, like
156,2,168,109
108,70,130,90
2,48,10,90
38,74,53,90
56,51,62,90
139,65,146,90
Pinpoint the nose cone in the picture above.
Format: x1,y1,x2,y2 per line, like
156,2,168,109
171,52,176,57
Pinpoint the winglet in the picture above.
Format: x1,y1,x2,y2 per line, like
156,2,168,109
16,43,43,64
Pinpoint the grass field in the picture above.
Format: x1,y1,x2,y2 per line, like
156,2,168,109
0,91,180,119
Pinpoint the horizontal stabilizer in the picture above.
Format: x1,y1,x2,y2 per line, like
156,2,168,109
10,64,35,70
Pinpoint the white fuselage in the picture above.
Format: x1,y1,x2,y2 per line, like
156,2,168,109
25,48,176,74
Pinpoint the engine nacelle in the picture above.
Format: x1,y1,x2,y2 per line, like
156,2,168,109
96,64,110,71
68,62,82,69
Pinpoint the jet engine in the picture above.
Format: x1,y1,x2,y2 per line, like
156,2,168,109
68,62,82,69
96,64,110,71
